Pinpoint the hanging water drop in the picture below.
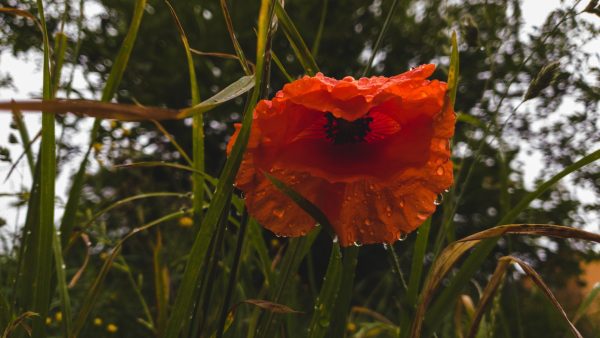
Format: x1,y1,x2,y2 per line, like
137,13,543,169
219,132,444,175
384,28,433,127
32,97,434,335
332,235,339,243
434,193,444,206
398,233,408,241
353,241,362,247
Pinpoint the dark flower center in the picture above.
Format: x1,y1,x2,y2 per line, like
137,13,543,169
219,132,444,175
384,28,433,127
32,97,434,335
324,112,373,144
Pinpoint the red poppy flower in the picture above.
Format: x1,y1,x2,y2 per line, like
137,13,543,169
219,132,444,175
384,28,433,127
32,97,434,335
228,64,455,246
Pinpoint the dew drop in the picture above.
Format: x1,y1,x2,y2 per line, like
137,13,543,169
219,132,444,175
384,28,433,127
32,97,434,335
434,193,444,206
364,219,372,226
436,166,445,176
398,233,408,241
368,184,375,190
332,235,339,243
399,199,405,208
382,243,390,250
273,208,285,218
353,241,363,247
417,212,428,220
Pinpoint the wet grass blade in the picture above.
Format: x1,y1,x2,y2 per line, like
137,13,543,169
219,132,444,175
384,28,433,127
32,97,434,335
28,0,55,335
274,1,319,76
400,219,432,338
361,0,401,77
308,243,342,338
164,0,205,234
216,211,249,338
327,245,359,338
178,75,255,117
163,0,272,336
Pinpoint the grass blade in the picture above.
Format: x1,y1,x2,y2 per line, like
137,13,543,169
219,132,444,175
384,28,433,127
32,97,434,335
327,245,359,338
178,75,255,117
219,0,252,75
411,224,600,338
361,0,401,77
163,0,205,236
447,31,460,107
70,210,186,337
467,256,583,338
163,0,273,335
308,243,342,338
59,0,148,249
425,148,600,332
274,1,319,76
572,283,600,325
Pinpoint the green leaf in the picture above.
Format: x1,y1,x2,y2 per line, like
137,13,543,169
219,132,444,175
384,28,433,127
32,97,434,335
178,75,256,117
274,1,319,76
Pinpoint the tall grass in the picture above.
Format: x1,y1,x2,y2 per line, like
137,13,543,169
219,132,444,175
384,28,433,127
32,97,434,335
0,0,599,337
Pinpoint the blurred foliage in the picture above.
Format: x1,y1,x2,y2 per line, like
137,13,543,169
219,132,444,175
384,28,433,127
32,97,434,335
1,0,599,337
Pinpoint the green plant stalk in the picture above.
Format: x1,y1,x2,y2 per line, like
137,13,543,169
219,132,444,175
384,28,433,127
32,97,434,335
27,0,55,336
274,1,319,76
164,0,204,231
401,219,431,338
162,0,272,335
117,256,155,330
307,243,342,338
70,210,185,337
328,246,359,338
362,0,401,77
425,148,600,333
219,0,252,75
188,195,231,337
11,109,35,175
59,0,148,246
311,0,328,58
216,210,249,338
52,228,72,337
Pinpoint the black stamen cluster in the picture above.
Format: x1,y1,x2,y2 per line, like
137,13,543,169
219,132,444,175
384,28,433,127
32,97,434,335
323,112,373,144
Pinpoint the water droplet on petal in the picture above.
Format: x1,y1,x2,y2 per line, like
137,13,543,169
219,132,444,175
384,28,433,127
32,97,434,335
332,235,339,243
436,166,445,176
368,184,375,190
364,219,372,226
353,241,362,247
398,233,408,241
417,212,428,220
399,199,405,207
382,243,390,250
273,208,285,218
